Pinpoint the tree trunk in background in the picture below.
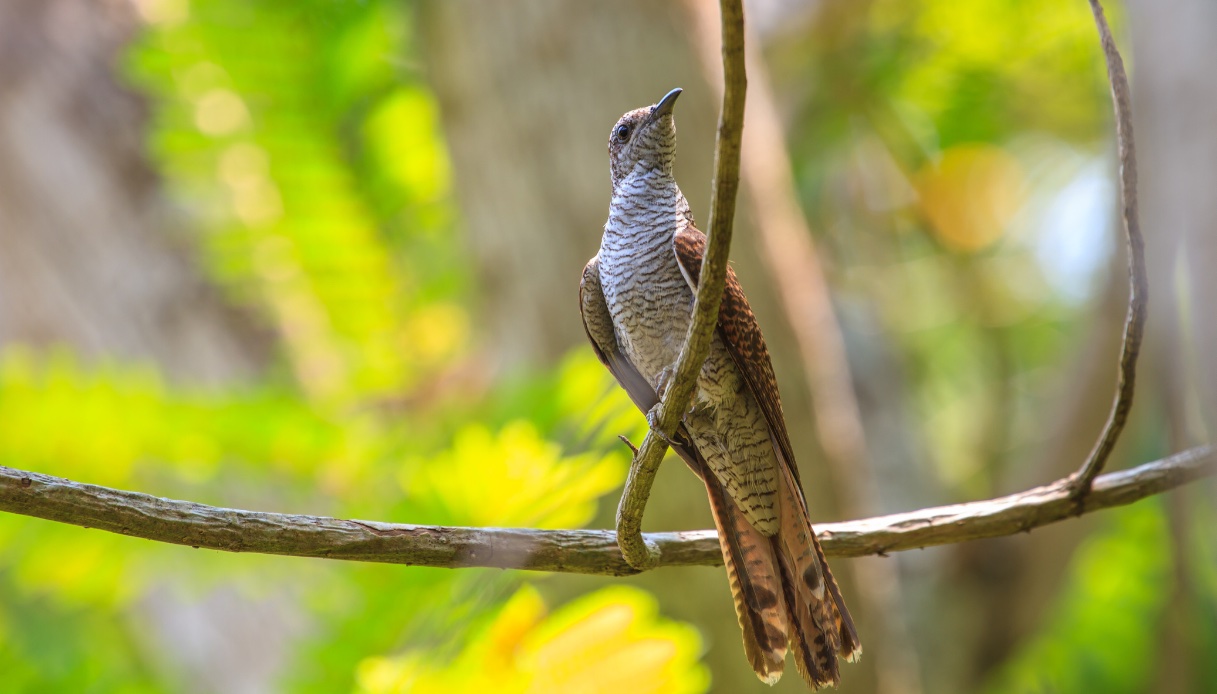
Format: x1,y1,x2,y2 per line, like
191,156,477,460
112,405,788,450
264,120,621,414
416,1,719,369
0,0,268,385
1129,0,1217,448
0,2,282,693
1127,1,1217,690
417,2,886,692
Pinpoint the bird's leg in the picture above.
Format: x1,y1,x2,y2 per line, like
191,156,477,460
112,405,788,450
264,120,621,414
645,366,677,444
654,364,675,401
645,365,697,444
645,408,676,446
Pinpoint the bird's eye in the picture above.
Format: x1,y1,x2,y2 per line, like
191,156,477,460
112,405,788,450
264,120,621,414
614,124,631,142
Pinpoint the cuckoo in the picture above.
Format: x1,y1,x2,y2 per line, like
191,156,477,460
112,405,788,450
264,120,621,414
579,88,860,689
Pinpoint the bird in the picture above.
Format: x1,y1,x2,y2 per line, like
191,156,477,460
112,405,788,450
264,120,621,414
579,87,860,689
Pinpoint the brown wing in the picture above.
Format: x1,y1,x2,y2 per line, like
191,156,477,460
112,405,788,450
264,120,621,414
671,227,862,680
670,227,802,492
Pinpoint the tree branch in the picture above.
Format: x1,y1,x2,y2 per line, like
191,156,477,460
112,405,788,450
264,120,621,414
1069,0,1149,498
614,0,746,569
1,446,1209,577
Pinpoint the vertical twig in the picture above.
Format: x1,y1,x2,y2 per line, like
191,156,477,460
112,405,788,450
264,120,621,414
614,0,747,569
1067,0,1149,500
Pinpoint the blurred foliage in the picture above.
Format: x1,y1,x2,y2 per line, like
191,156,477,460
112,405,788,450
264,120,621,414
768,0,1122,496
399,421,622,529
0,0,684,691
1,0,1211,693
354,585,708,694
983,503,1170,694
129,0,461,406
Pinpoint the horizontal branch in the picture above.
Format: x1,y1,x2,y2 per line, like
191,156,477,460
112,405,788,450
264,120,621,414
0,446,1210,576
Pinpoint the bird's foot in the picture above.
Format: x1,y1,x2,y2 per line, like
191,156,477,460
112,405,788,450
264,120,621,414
655,365,698,414
645,404,676,446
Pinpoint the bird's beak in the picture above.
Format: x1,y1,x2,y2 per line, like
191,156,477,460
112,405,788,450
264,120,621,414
650,88,682,121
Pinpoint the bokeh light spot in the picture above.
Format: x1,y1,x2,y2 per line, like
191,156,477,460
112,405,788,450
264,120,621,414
194,89,250,136
918,144,1027,253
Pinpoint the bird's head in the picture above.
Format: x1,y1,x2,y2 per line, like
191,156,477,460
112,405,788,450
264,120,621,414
608,88,682,188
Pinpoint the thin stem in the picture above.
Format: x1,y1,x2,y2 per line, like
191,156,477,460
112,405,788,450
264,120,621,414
614,0,747,569
1069,0,1149,498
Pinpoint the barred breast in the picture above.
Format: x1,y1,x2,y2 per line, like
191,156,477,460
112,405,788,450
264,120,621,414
598,173,694,388
599,172,780,534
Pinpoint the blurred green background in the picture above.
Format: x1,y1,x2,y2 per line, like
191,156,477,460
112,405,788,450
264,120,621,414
0,0,1214,692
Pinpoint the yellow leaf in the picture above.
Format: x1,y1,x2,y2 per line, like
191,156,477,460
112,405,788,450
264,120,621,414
354,586,708,694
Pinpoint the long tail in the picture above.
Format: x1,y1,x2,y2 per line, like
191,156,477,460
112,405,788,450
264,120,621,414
772,456,861,689
700,460,861,690
703,468,788,682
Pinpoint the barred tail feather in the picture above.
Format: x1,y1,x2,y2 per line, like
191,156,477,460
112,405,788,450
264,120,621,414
674,436,860,689
703,471,788,683
812,531,862,662
776,546,832,688
774,459,862,689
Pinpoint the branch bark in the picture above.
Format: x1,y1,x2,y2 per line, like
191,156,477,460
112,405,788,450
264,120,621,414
1069,0,1150,498
614,0,746,569
1,446,1208,577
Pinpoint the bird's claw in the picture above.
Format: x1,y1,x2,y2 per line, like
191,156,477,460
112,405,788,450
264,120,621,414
645,404,676,446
